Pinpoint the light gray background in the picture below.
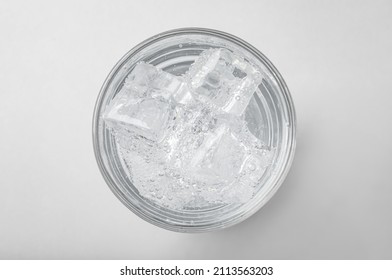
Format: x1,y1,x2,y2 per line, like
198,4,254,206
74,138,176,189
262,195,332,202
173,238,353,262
1,0,391,259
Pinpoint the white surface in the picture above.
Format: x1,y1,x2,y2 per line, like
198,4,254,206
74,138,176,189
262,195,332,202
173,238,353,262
0,0,391,259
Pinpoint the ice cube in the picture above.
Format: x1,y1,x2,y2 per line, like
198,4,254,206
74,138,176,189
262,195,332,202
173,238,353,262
129,65,194,105
150,71,185,102
125,62,195,104
151,73,194,105
103,62,197,142
172,82,195,105
186,48,263,116
124,62,160,96
190,125,247,185
103,95,172,141
178,113,269,188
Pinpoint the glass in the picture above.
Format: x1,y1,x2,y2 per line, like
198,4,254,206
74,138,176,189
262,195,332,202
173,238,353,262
92,28,296,232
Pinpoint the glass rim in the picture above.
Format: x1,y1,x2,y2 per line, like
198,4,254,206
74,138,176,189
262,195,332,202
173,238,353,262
92,27,297,232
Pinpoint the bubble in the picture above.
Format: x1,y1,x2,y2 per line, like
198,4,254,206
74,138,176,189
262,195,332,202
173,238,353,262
253,71,262,81
248,163,256,171
235,95,241,101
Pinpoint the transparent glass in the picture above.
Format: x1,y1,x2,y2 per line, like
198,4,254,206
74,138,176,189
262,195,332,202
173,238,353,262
92,28,296,232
